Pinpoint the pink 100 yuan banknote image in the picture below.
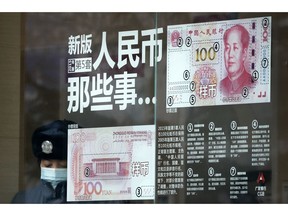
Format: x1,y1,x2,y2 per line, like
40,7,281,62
67,125,155,202
166,16,271,108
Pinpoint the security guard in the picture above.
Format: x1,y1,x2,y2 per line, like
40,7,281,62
11,119,76,203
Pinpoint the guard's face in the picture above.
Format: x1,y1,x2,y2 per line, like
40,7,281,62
224,29,247,76
40,159,67,168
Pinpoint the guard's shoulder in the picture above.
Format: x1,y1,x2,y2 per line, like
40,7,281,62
11,190,28,203
11,183,43,203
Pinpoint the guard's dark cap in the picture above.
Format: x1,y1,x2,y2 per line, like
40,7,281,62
32,119,77,160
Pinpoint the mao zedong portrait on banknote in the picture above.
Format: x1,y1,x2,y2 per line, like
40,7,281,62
220,24,255,96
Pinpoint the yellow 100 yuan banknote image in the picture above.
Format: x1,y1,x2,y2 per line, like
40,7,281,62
67,125,155,202
166,16,271,108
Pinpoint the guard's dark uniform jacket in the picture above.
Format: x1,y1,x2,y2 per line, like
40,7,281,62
11,180,67,204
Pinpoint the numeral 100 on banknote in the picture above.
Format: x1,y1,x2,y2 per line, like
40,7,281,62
195,42,219,63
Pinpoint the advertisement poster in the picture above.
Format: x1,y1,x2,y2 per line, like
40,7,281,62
67,125,155,201
60,14,158,202
156,16,273,203
61,14,274,203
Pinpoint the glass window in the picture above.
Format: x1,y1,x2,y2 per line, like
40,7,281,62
1,12,288,208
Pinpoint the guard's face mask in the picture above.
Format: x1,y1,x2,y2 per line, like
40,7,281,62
40,167,67,189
